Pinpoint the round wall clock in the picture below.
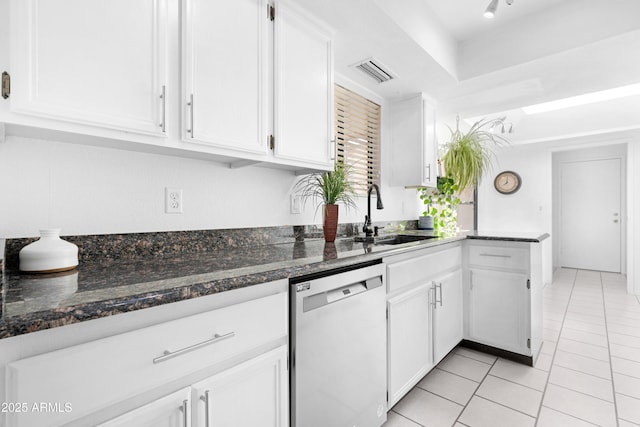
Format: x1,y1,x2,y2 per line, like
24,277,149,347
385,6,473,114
494,171,522,194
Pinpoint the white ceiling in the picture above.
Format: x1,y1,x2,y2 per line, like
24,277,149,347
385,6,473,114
294,0,640,145
425,0,566,42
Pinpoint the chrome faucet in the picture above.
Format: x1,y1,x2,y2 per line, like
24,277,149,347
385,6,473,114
363,184,384,237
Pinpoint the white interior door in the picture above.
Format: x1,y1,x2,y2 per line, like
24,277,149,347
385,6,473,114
560,158,622,272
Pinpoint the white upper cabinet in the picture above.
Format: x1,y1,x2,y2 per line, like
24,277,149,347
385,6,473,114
182,0,268,156
10,0,169,136
273,1,334,170
390,94,438,188
6,0,334,170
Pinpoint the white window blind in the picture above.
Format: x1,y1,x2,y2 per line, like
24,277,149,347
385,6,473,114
334,84,381,195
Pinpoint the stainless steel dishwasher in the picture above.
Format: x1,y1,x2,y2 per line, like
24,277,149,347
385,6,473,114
290,261,387,427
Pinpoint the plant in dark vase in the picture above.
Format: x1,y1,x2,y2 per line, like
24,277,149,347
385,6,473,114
294,162,358,242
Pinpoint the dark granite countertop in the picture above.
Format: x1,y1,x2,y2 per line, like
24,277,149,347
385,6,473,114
0,229,547,339
466,231,550,243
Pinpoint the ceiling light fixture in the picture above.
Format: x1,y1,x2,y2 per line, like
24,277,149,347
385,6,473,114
522,83,640,114
483,0,499,19
489,118,513,134
484,0,514,19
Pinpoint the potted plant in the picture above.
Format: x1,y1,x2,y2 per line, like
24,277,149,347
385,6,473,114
419,116,509,232
419,176,461,233
295,162,358,242
441,116,509,192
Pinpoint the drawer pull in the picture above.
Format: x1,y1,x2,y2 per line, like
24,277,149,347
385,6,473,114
479,253,511,258
153,332,235,364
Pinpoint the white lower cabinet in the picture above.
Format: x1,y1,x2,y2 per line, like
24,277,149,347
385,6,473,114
387,284,433,407
464,240,543,361
4,287,288,427
98,346,288,427
385,243,463,408
192,346,288,427
432,269,464,363
467,269,529,355
98,388,191,427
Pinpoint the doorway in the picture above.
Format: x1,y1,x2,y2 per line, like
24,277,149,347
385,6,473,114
553,145,626,273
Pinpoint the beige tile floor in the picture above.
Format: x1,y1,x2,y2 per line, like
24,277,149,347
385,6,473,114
384,268,640,427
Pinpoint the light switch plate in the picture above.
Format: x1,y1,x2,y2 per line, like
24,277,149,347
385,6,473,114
291,194,302,214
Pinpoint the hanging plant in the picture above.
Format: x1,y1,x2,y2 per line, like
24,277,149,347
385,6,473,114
441,116,510,191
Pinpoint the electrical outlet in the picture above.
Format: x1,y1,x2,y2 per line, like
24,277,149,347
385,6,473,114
165,188,183,214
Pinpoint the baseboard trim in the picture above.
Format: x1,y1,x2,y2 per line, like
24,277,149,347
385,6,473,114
460,340,533,366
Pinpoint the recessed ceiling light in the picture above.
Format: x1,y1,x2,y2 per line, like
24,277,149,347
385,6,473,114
522,83,640,114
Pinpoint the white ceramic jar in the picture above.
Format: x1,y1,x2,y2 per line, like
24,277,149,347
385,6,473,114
19,229,79,273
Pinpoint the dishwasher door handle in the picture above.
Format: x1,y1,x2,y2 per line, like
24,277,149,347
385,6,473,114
302,276,383,312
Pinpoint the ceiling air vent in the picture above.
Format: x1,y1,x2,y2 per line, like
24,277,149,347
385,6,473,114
352,58,396,84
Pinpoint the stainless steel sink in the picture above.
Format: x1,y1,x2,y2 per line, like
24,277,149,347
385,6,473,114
355,234,436,245
375,234,436,245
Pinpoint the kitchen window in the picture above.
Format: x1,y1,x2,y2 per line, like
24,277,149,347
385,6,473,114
334,84,381,195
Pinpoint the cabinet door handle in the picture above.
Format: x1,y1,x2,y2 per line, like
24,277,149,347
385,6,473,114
430,285,436,363
187,94,195,138
425,163,431,181
159,85,166,133
479,253,511,258
180,399,188,427
153,331,235,364
429,281,437,308
200,390,210,426
437,282,443,307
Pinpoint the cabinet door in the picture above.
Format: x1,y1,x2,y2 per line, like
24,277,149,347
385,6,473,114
468,269,529,355
390,94,437,187
273,2,333,170
182,0,269,155
422,100,438,188
387,284,433,408
192,346,288,427
10,0,168,135
98,388,191,427
433,269,463,363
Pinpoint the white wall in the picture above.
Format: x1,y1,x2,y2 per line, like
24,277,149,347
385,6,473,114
476,144,553,286
0,77,420,238
628,142,640,295
477,144,552,233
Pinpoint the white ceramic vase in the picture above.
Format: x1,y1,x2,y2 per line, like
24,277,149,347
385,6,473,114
19,229,79,273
